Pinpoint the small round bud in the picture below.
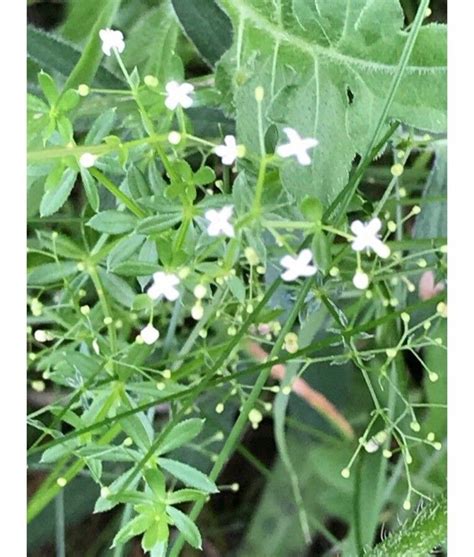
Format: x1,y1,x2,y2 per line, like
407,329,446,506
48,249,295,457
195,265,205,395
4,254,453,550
401,312,410,324
383,449,393,459
162,369,171,379
436,302,447,318
417,258,427,268
236,144,247,158
248,409,263,425
425,7,432,17
215,403,224,414
34,329,52,343
76,262,86,272
390,298,399,307
264,402,272,412
281,386,292,396
390,163,404,177
387,220,397,233
255,86,264,102
168,131,182,145
411,205,421,215
194,284,207,299
405,452,413,465
329,266,339,277
410,421,421,432
123,437,133,447
256,265,266,275
365,290,373,299
78,84,90,96
178,266,190,279
427,432,436,442
100,486,110,498
423,321,432,331
191,301,204,321
144,75,159,88
156,382,165,391
231,482,240,492
244,247,259,266
353,270,369,290
428,371,439,382
199,329,208,339
440,244,448,254
140,324,160,345
31,298,43,317
57,477,67,488
92,338,100,354
341,468,350,479
386,348,397,359
31,380,46,392
403,499,411,511
433,442,442,451
399,187,407,198
246,304,254,314
227,326,237,336
79,153,97,169
284,332,299,354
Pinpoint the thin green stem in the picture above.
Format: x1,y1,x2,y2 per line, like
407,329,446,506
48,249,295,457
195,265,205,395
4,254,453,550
89,168,146,218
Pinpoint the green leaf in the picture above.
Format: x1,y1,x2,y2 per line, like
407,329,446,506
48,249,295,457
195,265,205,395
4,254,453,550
85,108,117,145
217,0,446,204
112,513,153,547
166,505,202,549
28,261,79,285
61,0,110,43
123,1,181,81
112,261,158,277
107,234,146,271
98,269,137,309
57,89,80,112
38,71,59,106
158,458,218,493
227,275,246,302
193,166,216,185
156,419,204,455
142,519,169,551
40,168,77,217
80,169,100,212
144,468,166,499
366,493,447,557
136,214,182,235
87,210,137,234
27,26,123,89
172,0,233,66
166,489,206,505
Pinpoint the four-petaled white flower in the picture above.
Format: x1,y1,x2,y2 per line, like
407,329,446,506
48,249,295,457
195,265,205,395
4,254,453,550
99,28,125,56
276,127,319,166
164,81,194,110
350,218,390,259
205,205,235,238
280,249,317,282
214,135,239,166
140,324,160,345
147,272,180,302
79,152,97,168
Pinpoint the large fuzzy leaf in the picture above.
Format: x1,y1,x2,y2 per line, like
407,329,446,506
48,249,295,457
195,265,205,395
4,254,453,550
216,0,447,204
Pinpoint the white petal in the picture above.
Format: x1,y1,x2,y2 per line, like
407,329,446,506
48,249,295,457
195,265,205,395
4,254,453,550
180,95,193,109
147,283,162,300
224,135,237,147
283,127,301,142
351,238,366,252
205,209,218,222
166,81,179,94
299,264,317,277
164,285,180,301
302,137,319,149
295,150,312,166
280,254,296,269
276,143,295,159
281,268,298,281
372,240,391,259
222,152,236,165
181,83,194,95
165,96,179,110
367,218,382,235
221,205,234,219
350,220,365,235
207,223,221,236
221,222,235,238
140,324,160,345
298,249,313,265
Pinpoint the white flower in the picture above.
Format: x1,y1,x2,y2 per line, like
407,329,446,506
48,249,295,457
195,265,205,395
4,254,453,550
205,205,235,238
214,135,239,165
280,249,317,282
276,127,319,166
140,324,160,345
34,329,53,343
353,270,370,290
364,437,380,453
350,218,391,259
79,152,97,168
164,81,194,110
168,131,182,145
99,28,125,56
147,272,180,302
